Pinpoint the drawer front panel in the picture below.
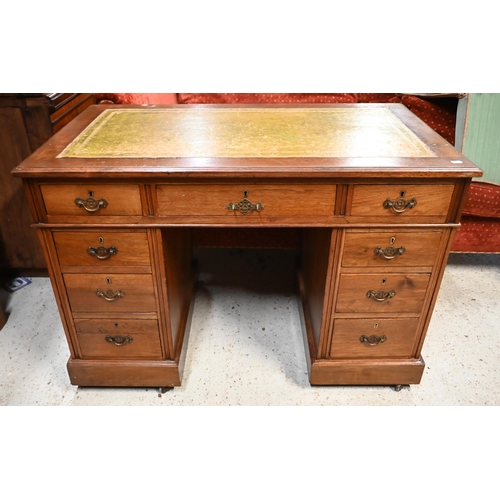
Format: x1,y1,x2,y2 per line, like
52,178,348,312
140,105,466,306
336,273,430,313
74,318,162,358
40,184,143,216
342,230,443,267
330,318,420,358
53,231,151,267
64,274,157,313
350,184,454,220
155,183,337,217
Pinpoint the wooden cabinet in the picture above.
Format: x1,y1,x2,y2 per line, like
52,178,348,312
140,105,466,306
12,104,482,389
0,94,95,276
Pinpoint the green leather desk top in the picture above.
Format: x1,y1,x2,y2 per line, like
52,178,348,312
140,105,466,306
59,107,436,159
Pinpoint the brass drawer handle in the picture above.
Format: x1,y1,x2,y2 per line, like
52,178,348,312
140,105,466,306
96,289,125,301
75,196,108,212
374,246,405,260
366,289,396,302
383,196,417,213
227,195,264,215
360,335,387,346
87,245,118,260
105,335,133,346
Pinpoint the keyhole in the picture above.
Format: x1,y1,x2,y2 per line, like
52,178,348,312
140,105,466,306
99,237,104,245
374,323,379,329
106,277,112,284
89,190,94,198
243,190,248,198
382,278,387,285
390,237,396,244
400,190,406,197
114,323,119,328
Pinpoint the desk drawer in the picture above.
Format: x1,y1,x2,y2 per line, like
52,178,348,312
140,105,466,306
64,273,157,313
74,318,162,359
350,184,454,220
330,318,420,358
336,273,430,314
342,230,443,268
40,184,143,216
155,183,337,217
53,231,151,268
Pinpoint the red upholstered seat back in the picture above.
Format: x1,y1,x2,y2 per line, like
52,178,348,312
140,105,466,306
94,93,457,145
451,182,500,253
177,93,359,103
462,181,500,219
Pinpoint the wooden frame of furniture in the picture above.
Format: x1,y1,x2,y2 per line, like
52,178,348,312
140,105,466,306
0,305,6,331
12,104,482,390
0,93,95,277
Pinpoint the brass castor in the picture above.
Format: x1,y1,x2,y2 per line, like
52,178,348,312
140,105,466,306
393,384,410,392
158,387,173,394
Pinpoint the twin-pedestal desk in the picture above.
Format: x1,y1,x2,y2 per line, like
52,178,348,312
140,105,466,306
13,104,482,391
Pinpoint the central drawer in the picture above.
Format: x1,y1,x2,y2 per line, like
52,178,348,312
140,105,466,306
336,273,431,314
64,273,157,313
155,183,337,217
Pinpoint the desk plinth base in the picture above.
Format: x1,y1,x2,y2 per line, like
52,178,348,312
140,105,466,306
308,357,425,386
67,359,182,388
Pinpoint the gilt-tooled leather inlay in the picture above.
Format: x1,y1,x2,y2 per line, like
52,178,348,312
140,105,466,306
58,108,436,159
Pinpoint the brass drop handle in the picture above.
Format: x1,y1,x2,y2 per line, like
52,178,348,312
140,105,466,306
227,192,264,215
383,196,417,213
87,245,118,260
105,335,133,346
96,289,125,301
375,246,405,260
360,335,387,346
366,289,396,302
75,196,108,212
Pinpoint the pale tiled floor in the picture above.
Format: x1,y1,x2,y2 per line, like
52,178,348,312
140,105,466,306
1,249,499,406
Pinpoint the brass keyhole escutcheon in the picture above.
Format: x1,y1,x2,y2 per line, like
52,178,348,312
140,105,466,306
89,190,94,198
99,237,104,245
106,277,112,284
400,190,406,197
382,278,387,285
374,323,379,329
390,236,396,244
243,190,248,197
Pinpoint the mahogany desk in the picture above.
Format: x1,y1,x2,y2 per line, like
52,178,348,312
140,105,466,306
12,104,482,390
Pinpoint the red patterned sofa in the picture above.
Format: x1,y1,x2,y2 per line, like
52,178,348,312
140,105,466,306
95,93,459,144
93,93,497,253
450,181,500,253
